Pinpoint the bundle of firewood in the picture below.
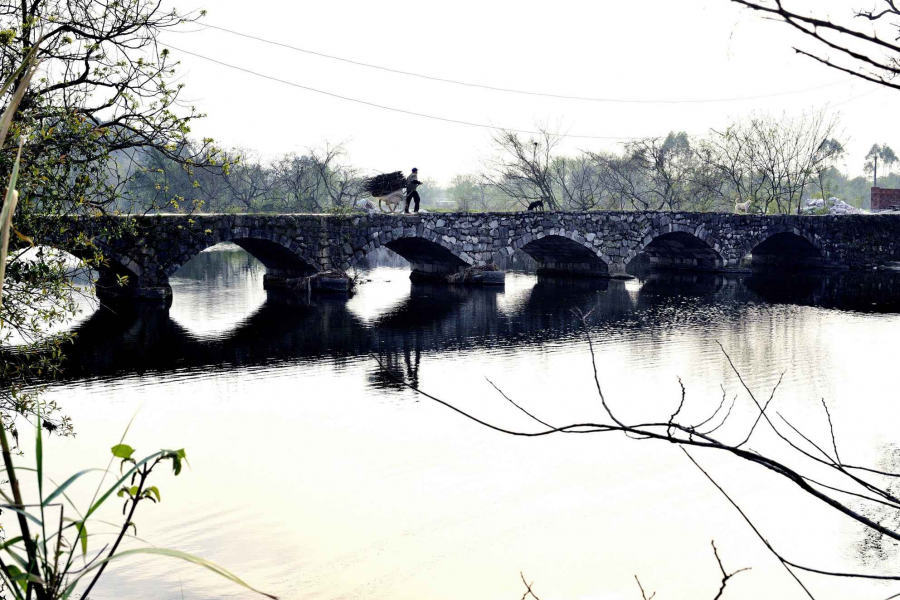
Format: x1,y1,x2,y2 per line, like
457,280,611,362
363,171,406,197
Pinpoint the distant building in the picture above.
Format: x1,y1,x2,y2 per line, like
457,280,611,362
871,187,900,211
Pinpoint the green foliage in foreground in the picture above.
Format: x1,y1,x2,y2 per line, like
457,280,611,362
0,44,275,600
1,1,228,429
0,413,276,599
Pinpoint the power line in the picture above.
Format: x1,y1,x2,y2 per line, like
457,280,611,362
192,22,853,105
826,85,882,109
162,42,686,140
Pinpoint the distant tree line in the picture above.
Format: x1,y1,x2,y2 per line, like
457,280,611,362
119,109,894,215
479,110,846,214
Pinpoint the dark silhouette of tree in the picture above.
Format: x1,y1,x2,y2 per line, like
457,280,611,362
731,0,900,91
703,111,843,214
865,144,898,187
375,315,900,597
483,128,561,210
2,2,226,419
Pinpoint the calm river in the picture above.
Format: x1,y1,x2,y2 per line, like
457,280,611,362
27,244,900,599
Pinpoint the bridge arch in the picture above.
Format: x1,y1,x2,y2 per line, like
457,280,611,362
517,231,611,276
354,228,475,281
742,228,826,268
627,225,725,272
162,230,319,280
21,237,147,302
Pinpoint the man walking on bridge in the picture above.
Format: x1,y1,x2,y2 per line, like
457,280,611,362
405,168,422,213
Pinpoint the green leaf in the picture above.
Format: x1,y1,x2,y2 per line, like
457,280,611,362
84,450,183,521
4,565,22,579
85,451,167,522
5,564,26,591
4,565,45,588
1,505,42,527
116,486,139,498
0,563,25,599
36,405,43,501
43,468,106,507
77,521,87,557
110,444,135,460
0,536,23,552
62,547,278,599
145,486,161,502
3,545,28,570
164,449,187,476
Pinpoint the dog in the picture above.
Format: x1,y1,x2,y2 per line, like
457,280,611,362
527,200,545,212
377,190,406,213
734,200,751,214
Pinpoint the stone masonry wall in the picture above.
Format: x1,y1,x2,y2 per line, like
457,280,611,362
32,211,900,299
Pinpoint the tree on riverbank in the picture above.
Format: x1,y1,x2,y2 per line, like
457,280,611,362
482,128,562,210
704,110,844,214
865,144,897,188
0,1,224,420
0,37,275,600
123,141,366,214
126,109,855,216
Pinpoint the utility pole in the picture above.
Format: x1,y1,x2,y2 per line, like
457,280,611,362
874,154,879,188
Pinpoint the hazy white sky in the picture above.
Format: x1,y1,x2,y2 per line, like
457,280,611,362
159,0,898,185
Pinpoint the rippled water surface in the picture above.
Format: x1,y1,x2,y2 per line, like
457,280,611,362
21,244,900,599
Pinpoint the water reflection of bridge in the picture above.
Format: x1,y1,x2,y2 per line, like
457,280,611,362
54,270,900,385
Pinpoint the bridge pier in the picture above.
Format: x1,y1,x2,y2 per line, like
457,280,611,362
95,282,173,307
535,261,609,278
531,260,632,279
92,270,172,306
263,268,354,294
407,261,460,283
408,262,505,286
607,263,631,278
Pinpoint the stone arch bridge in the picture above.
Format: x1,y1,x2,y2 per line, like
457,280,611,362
32,211,900,302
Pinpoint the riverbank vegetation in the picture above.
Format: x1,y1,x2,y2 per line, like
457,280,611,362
119,109,896,216
0,18,275,598
0,0,229,409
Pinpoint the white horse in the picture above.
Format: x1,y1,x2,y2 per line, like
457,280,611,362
376,190,406,213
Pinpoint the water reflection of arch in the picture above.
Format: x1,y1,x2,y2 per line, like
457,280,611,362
745,270,900,312
55,280,621,382
56,296,371,380
48,269,900,385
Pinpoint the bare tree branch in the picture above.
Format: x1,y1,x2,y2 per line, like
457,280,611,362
731,0,900,92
